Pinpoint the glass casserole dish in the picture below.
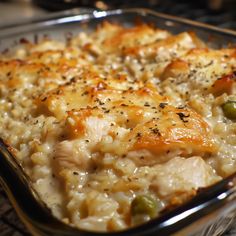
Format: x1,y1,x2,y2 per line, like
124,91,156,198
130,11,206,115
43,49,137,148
0,8,236,236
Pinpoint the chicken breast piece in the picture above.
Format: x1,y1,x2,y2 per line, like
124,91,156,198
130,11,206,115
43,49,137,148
150,156,221,197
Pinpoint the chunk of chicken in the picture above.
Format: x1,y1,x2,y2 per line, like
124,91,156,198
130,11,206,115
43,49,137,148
150,156,221,197
53,140,92,172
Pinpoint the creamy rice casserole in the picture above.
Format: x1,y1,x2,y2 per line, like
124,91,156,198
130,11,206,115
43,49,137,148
0,21,236,232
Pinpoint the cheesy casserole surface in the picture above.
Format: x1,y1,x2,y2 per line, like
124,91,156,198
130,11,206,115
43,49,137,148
0,21,235,231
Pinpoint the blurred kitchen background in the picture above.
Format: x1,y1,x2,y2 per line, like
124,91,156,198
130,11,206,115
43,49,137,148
1,0,236,29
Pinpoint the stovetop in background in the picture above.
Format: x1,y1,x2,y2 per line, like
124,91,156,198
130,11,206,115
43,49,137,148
1,0,236,30
34,0,236,30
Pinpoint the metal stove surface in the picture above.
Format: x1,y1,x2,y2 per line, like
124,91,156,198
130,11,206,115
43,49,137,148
34,0,236,30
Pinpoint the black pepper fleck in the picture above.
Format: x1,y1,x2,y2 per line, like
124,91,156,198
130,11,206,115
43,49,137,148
176,112,190,123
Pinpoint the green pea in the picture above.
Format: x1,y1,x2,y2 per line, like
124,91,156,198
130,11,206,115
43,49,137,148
131,195,158,218
222,101,236,120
